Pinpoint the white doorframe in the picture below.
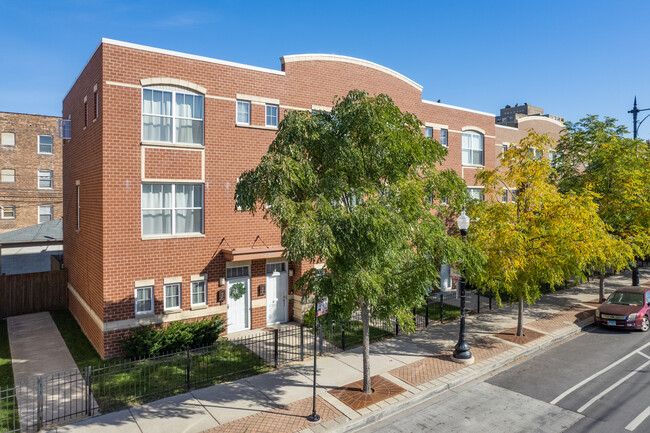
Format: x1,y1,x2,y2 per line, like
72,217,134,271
226,266,251,333
266,261,288,325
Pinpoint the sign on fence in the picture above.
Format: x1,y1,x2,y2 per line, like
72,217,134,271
316,297,328,317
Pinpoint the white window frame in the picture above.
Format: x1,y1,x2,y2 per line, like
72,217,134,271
1,206,15,220
1,169,15,183
265,104,279,127
76,185,80,230
38,205,53,224
462,131,484,166
38,135,53,154
94,89,99,120
135,286,154,315
38,170,53,189
191,279,207,307
424,126,433,138
226,266,250,279
502,190,508,203
468,187,485,201
236,100,251,125
141,86,204,145
141,183,204,237
1,132,15,146
164,283,182,311
440,129,448,147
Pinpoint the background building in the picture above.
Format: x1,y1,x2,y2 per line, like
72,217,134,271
0,112,62,233
496,103,564,127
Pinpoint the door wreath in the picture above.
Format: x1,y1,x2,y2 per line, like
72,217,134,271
229,282,247,300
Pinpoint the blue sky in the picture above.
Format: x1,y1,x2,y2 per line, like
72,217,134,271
1,1,649,137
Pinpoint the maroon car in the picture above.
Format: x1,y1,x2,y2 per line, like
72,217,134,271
595,287,650,331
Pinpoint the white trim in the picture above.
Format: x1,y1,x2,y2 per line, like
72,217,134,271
252,299,266,309
163,282,182,311
141,78,206,94
38,205,53,224
163,276,183,284
141,141,204,150
424,122,448,130
190,279,207,307
422,99,495,117
518,116,565,127
135,286,154,315
106,81,141,89
142,233,205,240
265,103,279,128
227,260,252,268
141,87,205,146
237,94,280,105
135,279,155,288
235,123,278,131
496,124,519,131
236,100,251,125
191,274,207,281
311,104,332,112
462,126,486,134
1,206,16,220
282,54,423,92
37,170,53,190
205,94,236,102
102,38,285,75
37,135,54,155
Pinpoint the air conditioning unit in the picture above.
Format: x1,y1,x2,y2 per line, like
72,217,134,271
58,119,71,139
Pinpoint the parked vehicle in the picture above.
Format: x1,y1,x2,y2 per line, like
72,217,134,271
595,287,650,332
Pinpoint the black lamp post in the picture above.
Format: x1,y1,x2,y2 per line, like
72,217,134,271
628,97,649,287
452,211,474,365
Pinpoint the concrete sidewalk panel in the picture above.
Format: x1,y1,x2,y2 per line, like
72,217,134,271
129,394,217,433
368,337,430,365
333,347,405,376
244,366,317,405
292,355,364,391
191,379,276,425
53,409,139,433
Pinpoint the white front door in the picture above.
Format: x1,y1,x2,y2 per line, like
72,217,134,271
266,262,288,325
227,276,250,333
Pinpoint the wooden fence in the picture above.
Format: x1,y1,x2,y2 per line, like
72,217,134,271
0,269,68,318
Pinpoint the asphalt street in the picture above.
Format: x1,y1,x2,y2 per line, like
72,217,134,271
355,325,650,433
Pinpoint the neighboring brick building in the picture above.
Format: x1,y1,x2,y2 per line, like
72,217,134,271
0,112,62,234
496,103,564,127
63,39,500,358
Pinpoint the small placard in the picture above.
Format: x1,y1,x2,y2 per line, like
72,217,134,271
316,296,328,317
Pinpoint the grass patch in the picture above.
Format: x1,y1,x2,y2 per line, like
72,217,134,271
320,320,394,350
0,319,19,431
50,309,103,370
415,302,461,323
92,339,270,412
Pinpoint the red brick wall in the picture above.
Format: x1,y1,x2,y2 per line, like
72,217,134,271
0,112,62,233
144,148,202,180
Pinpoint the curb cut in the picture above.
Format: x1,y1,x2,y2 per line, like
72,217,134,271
326,317,595,433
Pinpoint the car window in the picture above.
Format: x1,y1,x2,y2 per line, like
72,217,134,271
646,292,650,305
606,292,644,306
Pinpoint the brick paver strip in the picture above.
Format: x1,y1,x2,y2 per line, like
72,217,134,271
328,375,406,411
203,396,341,433
526,306,593,334
494,327,546,345
389,337,510,387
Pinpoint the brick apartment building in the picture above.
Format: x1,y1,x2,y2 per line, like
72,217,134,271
0,112,62,234
64,39,506,358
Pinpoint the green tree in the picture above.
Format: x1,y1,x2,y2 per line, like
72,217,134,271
554,115,650,299
235,90,478,393
468,131,628,336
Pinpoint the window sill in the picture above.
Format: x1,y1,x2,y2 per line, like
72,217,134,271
37,152,53,156
142,233,206,241
191,304,208,311
141,141,204,150
164,309,183,315
135,312,155,318
461,164,484,168
235,123,278,131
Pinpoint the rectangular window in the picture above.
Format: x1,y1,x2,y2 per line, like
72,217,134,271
94,90,99,119
135,286,153,314
38,205,53,224
76,185,80,230
424,126,433,138
468,187,484,201
38,170,53,189
1,169,15,183
164,283,181,310
266,104,279,127
237,100,251,125
440,129,448,147
38,135,53,154
191,280,206,306
266,263,286,274
226,266,249,279
142,88,204,145
1,132,15,146
502,190,508,203
1,206,15,220
462,132,484,165
84,101,88,127
142,183,203,236
549,151,557,162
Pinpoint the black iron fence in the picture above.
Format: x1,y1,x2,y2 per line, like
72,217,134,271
2,291,498,431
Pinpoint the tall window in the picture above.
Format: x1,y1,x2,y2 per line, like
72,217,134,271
94,89,99,119
266,104,279,127
1,132,15,146
38,170,53,189
1,206,15,219
462,131,484,165
468,187,484,201
38,135,53,154
191,280,207,306
440,129,448,146
135,286,153,314
1,169,15,183
164,283,181,310
502,190,508,203
38,205,53,224
424,127,433,138
237,101,251,125
84,101,88,127
142,87,204,145
142,183,203,236
76,185,80,230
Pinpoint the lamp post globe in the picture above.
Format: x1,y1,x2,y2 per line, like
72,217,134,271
452,210,474,364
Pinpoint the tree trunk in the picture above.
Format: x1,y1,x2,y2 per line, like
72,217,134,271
360,301,372,394
516,296,524,337
599,273,606,303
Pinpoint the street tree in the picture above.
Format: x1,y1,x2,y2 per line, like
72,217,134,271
235,90,477,393
553,115,650,297
468,131,628,336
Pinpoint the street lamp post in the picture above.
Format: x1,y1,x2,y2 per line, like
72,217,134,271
451,210,474,365
628,97,649,287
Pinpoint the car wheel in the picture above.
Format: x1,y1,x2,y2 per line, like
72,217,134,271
641,316,650,332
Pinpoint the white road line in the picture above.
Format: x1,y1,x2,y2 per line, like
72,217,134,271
638,352,650,361
626,405,650,431
550,341,650,405
577,359,650,413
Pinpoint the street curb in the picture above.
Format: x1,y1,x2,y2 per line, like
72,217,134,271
325,317,595,433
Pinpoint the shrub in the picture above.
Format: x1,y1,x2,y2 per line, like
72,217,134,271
119,317,224,359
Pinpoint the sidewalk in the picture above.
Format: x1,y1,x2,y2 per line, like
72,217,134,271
49,269,649,433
